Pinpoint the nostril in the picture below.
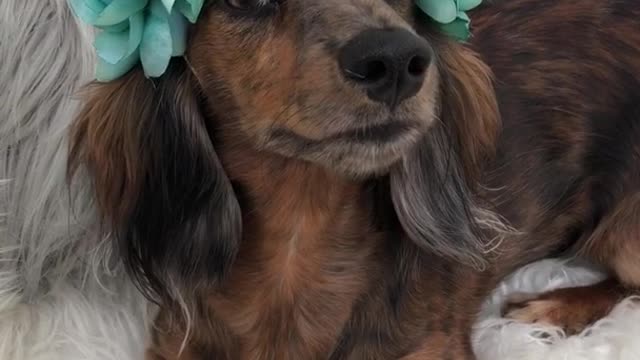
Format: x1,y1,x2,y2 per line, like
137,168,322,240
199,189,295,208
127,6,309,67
345,59,388,84
363,60,387,83
407,55,428,77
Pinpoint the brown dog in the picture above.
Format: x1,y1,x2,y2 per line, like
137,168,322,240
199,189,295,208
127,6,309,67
68,0,640,359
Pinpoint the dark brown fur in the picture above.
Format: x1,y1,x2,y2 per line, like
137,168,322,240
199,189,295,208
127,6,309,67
69,0,640,359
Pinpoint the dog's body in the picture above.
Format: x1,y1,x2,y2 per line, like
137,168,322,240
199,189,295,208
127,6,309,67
472,0,640,333
66,0,640,359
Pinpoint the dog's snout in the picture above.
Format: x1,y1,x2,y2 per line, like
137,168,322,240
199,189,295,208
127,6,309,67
339,28,432,109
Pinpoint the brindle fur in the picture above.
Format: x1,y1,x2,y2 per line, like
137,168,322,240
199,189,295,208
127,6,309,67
69,0,640,359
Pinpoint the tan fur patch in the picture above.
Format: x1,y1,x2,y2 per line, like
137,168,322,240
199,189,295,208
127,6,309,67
582,194,640,287
504,280,626,335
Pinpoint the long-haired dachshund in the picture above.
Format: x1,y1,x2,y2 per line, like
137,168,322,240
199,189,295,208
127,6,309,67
68,0,640,359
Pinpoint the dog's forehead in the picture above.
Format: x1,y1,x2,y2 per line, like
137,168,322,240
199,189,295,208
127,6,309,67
292,0,413,37
295,0,403,15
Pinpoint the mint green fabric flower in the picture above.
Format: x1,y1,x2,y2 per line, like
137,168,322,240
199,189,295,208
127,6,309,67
415,0,482,42
68,0,204,81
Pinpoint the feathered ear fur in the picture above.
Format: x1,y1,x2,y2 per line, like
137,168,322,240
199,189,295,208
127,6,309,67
68,60,241,304
390,41,507,267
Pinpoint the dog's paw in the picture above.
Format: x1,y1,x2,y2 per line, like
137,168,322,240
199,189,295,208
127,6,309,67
504,296,592,335
502,282,621,335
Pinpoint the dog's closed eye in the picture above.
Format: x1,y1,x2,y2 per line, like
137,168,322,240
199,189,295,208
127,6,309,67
222,0,279,16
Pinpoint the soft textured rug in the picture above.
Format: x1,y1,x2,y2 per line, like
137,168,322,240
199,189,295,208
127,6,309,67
0,1,150,359
1,1,638,360
475,259,640,360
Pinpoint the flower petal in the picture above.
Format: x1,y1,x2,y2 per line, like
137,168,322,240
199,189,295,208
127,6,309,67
148,0,168,16
177,0,205,23
168,10,188,56
96,48,140,82
127,13,145,55
94,0,149,27
94,13,144,64
97,20,130,33
438,12,472,42
161,0,177,12
94,29,129,64
140,4,173,77
415,0,457,24
68,0,108,25
456,0,482,11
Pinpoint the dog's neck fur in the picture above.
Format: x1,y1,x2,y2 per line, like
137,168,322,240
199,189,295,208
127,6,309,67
150,129,485,359
209,130,383,357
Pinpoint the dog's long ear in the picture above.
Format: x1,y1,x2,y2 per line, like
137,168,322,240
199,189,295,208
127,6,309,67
69,60,241,304
390,41,507,267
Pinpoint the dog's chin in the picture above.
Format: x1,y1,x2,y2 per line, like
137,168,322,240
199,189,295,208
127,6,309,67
327,152,405,180
263,122,426,179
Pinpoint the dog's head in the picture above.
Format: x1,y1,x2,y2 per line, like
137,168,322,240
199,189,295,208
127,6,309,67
181,0,444,177
69,0,500,304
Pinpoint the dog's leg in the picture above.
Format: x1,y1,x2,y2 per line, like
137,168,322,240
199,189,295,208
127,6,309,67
504,194,640,335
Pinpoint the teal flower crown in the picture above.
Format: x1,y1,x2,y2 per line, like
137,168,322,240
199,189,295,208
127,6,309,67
416,0,482,41
69,0,204,82
69,0,480,82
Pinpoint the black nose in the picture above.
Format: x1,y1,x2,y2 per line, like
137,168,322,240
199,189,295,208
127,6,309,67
339,28,432,109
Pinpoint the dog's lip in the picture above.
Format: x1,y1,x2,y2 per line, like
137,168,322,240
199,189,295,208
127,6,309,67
327,121,415,143
268,120,419,148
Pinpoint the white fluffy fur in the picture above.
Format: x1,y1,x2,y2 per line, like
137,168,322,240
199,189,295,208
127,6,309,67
2,1,639,360
0,1,150,359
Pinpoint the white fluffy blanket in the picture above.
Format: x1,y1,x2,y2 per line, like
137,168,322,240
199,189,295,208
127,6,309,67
1,1,639,360
475,260,640,360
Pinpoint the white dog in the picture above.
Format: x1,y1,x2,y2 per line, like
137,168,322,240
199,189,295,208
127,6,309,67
0,1,149,359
